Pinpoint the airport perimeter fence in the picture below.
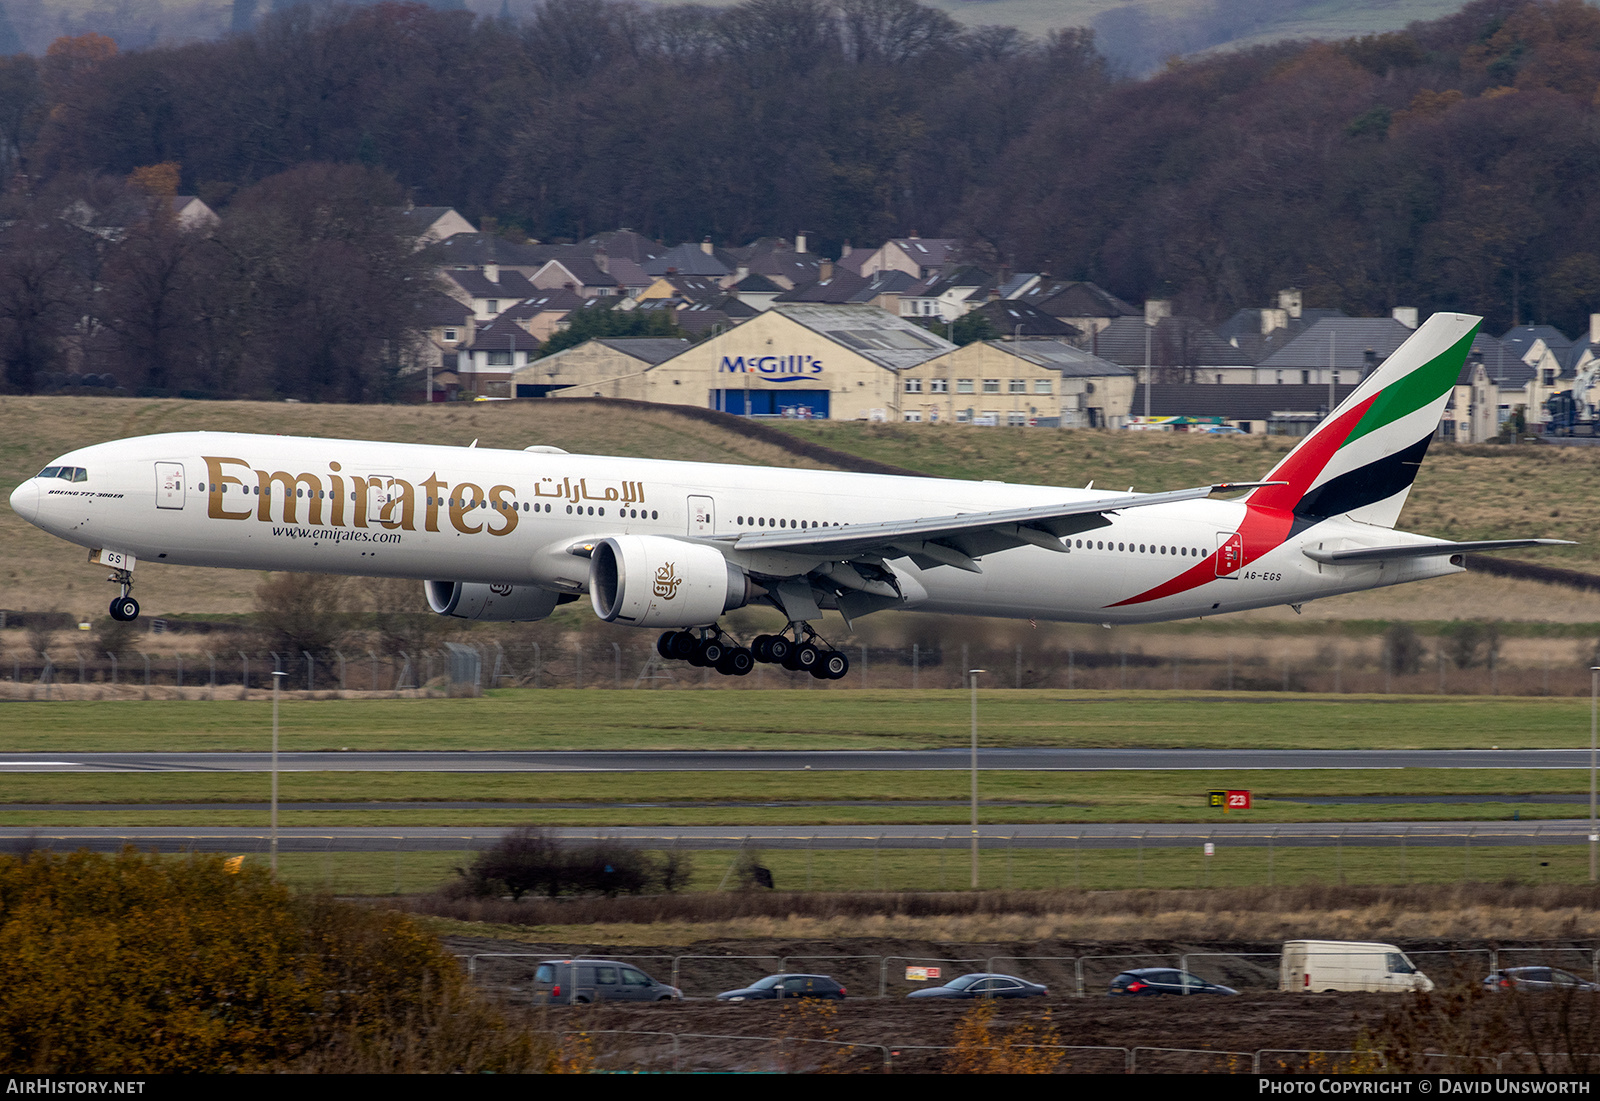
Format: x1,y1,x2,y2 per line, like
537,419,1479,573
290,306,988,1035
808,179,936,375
4,637,1600,696
532,1033,1600,1073
15,825,1600,893
535,1033,1393,1074
457,944,1596,1002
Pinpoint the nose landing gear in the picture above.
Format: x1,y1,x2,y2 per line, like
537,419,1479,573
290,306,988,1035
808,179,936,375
107,568,139,621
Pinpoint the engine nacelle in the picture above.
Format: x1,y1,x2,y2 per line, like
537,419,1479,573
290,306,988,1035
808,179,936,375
425,580,563,622
589,535,750,628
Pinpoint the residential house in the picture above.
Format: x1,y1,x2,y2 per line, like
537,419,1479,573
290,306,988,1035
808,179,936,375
441,264,541,321
1090,314,1254,384
1012,280,1139,337
171,195,220,232
531,256,622,297
456,314,539,396
397,205,474,247
1253,316,1420,387
898,267,997,321
856,235,962,279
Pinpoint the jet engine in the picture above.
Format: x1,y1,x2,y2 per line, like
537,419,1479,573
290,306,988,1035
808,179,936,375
589,535,751,628
425,580,563,622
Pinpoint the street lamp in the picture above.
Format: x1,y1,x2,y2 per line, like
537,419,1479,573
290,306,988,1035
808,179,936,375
1591,666,1598,882
970,668,986,889
271,668,287,874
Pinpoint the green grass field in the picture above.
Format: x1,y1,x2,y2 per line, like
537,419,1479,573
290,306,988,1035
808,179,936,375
0,768,1591,827
0,689,1591,751
268,842,1596,897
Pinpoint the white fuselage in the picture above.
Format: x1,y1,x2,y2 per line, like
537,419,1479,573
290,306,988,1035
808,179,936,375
9,431,1460,625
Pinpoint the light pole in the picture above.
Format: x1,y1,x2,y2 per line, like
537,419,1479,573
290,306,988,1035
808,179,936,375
969,667,985,889
271,668,286,874
1591,666,1598,882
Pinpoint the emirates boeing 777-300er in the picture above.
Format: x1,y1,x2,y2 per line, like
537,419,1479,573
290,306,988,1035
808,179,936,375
7,312,1569,679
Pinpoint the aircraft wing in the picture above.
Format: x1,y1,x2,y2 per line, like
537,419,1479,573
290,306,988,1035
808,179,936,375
729,480,1282,572
1303,539,1574,564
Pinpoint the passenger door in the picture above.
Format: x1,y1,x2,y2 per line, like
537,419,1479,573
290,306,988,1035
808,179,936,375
156,462,185,510
687,495,715,537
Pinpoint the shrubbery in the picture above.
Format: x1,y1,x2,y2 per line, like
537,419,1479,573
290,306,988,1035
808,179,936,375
0,848,584,1073
458,827,693,900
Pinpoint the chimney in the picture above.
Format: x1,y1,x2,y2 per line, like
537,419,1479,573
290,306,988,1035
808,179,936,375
796,231,808,255
593,246,608,274
1365,348,1379,369
1260,308,1288,335
819,259,834,281
700,236,713,256
988,287,1002,301
1276,287,1302,320
484,262,499,284
1144,299,1171,325
1590,312,1600,345
1392,306,1418,329
841,241,852,258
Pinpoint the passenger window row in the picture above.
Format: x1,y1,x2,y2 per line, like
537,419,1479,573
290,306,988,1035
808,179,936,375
1073,538,1205,557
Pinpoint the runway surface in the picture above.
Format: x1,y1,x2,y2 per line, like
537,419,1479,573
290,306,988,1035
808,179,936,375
0,748,1590,772
2,821,1593,853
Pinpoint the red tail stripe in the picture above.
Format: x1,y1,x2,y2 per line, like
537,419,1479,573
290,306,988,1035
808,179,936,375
1248,393,1378,513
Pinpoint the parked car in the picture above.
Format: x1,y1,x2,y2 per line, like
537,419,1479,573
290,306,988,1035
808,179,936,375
907,973,1047,1000
530,959,682,1005
1280,940,1433,994
716,974,846,1001
1108,968,1238,996
1484,967,1600,993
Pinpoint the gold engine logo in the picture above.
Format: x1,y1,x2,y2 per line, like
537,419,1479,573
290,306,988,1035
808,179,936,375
653,563,682,600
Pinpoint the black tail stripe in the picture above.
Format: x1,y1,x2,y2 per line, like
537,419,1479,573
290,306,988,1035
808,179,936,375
1293,435,1433,522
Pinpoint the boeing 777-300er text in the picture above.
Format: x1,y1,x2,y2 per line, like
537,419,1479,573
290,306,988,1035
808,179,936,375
8,312,1570,679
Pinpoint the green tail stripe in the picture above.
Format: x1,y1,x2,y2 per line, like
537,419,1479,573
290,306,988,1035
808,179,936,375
1343,326,1479,447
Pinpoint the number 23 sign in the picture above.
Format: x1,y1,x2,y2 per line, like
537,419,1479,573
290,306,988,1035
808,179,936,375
1208,789,1251,811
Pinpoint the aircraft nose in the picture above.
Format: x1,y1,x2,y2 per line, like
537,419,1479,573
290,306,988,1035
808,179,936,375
9,479,38,523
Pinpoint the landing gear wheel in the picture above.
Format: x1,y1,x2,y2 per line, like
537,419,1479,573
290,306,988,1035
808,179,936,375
666,630,698,661
766,635,793,666
691,638,726,668
717,647,755,677
751,635,774,663
656,631,676,660
790,641,820,674
109,596,139,622
816,650,849,680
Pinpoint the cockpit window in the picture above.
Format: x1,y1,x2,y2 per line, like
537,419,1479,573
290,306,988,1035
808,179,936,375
37,466,60,479
36,466,86,481
70,468,87,482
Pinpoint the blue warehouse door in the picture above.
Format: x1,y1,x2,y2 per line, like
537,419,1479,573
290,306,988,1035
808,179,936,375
713,389,831,419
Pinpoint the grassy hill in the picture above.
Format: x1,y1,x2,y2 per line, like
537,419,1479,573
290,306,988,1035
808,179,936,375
0,396,1593,625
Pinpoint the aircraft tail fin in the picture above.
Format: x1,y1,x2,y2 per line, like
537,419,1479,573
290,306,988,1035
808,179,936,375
1246,312,1480,529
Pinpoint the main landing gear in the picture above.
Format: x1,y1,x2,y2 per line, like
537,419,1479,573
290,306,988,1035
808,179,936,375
107,568,139,622
655,627,850,680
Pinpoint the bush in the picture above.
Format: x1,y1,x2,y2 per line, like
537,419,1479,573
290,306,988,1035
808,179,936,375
1383,623,1423,675
461,828,691,900
0,848,475,1072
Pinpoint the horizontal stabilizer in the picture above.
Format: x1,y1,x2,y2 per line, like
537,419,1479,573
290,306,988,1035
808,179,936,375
1303,539,1575,564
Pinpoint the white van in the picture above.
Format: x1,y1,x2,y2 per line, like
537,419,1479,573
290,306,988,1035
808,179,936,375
1280,940,1434,993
